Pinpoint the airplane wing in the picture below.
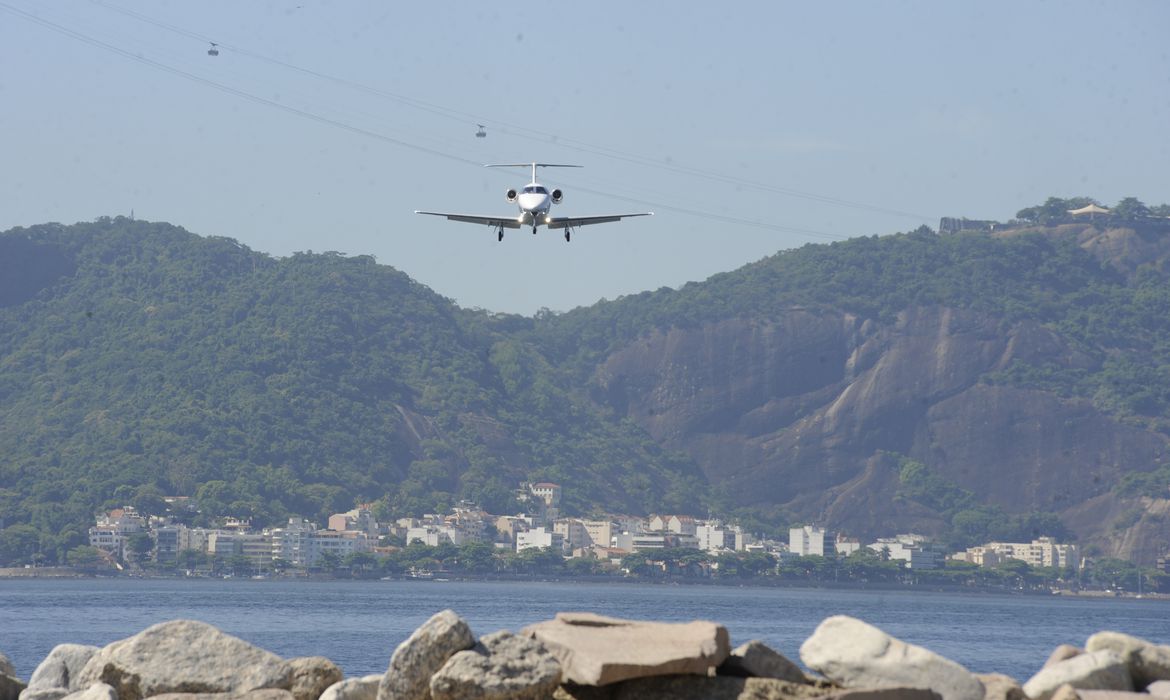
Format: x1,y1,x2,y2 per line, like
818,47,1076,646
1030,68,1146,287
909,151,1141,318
545,213,653,229
415,211,523,228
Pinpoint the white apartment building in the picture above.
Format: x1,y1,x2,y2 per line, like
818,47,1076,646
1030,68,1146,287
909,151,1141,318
582,520,616,549
648,515,698,535
553,519,591,549
789,525,831,557
868,534,940,570
88,508,147,558
958,537,1080,570
516,527,565,553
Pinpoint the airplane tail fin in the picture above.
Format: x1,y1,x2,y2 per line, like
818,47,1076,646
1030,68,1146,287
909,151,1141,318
485,162,583,182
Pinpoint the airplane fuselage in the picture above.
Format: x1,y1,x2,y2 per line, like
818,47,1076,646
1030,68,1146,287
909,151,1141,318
515,184,553,229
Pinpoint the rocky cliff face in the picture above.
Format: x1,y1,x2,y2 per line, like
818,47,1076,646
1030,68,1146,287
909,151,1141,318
591,300,1169,555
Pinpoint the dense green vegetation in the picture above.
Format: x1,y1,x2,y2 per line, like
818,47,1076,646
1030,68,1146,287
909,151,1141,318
3,199,1170,566
0,218,704,564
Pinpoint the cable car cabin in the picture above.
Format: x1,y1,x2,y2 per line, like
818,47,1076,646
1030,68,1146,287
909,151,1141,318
475,125,487,138
207,43,219,56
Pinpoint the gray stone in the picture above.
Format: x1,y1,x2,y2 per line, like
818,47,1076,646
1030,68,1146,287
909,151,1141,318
1049,686,1080,700
554,675,936,700
27,645,100,692
523,612,730,686
1148,680,1170,698
974,674,1024,700
1022,650,1132,700
429,631,560,700
287,657,342,700
719,640,808,683
2,674,28,700
1044,647,1085,671
800,616,984,700
376,610,475,700
59,684,116,700
319,676,381,700
1086,632,1170,687
0,657,14,681
1079,691,1159,700
147,691,294,700
19,689,69,700
75,620,293,700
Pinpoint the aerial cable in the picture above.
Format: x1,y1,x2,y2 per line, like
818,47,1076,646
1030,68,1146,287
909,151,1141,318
0,1,854,239
0,2,482,170
85,0,932,222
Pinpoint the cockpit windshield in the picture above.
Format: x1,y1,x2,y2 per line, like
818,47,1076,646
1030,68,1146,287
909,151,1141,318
522,186,548,194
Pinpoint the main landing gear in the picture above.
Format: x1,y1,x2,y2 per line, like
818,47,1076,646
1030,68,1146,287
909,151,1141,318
564,228,572,242
497,226,504,242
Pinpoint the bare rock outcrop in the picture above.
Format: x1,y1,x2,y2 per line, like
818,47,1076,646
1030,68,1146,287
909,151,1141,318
974,674,1025,700
287,658,342,700
58,684,116,700
376,610,474,700
74,620,293,700
1022,650,1132,700
719,640,809,683
1,674,26,700
429,631,560,700
523,612,729,686
800,616,984,700
1044,648,1085,671
319,676,380,700
21,644,99,700
1085,632,1170,688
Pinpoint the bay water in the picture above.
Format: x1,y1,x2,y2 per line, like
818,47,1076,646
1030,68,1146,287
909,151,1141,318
1,578,1167,683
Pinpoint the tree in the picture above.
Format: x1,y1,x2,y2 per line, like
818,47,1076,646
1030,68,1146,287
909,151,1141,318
1112,197,1150,220
66,545,104,570
0,524,42,565
126,532,154,563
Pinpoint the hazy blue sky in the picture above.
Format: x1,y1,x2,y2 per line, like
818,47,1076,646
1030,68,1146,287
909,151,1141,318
2,1,1167,314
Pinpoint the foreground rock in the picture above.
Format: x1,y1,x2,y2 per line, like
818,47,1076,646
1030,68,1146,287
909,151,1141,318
1022,650,1132,700
974,674,1025,700
1086,632,1170,688
320,676,380,700
554,675,939,700
22,644,100,700
719,641,809,684
1,674,26,700
59,683,116,700
74,620,293,700
287,657,342,700
377,610,475,700
429,631,560,700
524,612,730,686
800,616,984,700
145,691,293,700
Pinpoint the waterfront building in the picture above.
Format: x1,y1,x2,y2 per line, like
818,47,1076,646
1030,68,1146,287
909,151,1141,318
648,515,698,536
958,537,1079,570
582,519,616,549
789,525,831,557
868,534,940,569
553,518,591,549
88,507,147,559
516,527,565,553
835,534,862,556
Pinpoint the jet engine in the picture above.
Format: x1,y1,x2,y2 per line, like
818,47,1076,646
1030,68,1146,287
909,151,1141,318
505,188,518,203
551,189,563,204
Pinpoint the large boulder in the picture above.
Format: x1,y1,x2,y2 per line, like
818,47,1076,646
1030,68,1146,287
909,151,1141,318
800,616,984,700
287,658,342,700
1043,647,1084,671
1022,650,1132,700
974,674,1025,700
19,690,68,700
26,645,100,693
554,676,937,700
59,684,116,700
429,631,560,700
1,674,27,700
320,676,380,700
146,691,294,700
523,612,729,686
1085,632,1170,687
376,610,475,700
718,640,808,683
0,656,14,680
1148,680,1170,698
74,620,293,700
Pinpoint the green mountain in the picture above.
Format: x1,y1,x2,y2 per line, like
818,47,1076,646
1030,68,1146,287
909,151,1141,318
4,211,1170,565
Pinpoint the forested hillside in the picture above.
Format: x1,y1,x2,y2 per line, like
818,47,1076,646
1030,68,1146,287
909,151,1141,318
4,209,1170,565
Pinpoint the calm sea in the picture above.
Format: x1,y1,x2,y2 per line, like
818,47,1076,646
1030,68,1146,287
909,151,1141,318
1,579,1167,683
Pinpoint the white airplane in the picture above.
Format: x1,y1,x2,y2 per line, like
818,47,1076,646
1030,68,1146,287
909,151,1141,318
415,162,653,242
